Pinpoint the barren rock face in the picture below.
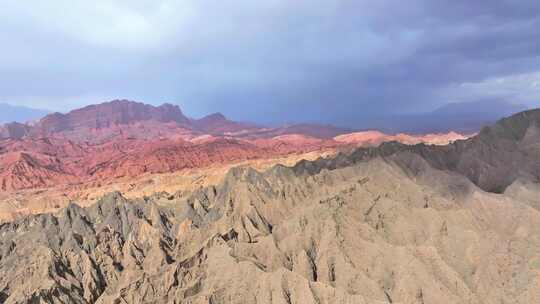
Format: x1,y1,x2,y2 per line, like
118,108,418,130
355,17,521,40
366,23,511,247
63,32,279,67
296,109,540,194
0,109,539,303
0,122,30,140
1,155,540,303
32,100,191,136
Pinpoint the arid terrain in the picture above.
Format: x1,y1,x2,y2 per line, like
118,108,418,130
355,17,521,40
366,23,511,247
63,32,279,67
0,100,467,221
0,108,539,303
0,102,538,303
3,0,539,302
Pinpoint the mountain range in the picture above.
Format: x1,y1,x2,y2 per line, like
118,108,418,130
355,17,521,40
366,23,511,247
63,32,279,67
0,99,527,135
0,107,539,303
0,100,468,196
0,100,350,142
366,100,528,133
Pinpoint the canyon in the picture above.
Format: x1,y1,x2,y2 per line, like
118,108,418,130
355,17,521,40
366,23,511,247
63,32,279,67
0,107,538,303
0,100,467,220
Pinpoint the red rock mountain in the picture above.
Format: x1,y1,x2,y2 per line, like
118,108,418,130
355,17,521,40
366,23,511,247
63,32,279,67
0,151,72,191
0,137,274,191
2,100,354,141
30,100,191,137
0,100,469,191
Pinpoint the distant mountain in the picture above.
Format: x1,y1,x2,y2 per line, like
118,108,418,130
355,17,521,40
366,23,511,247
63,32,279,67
241,123,352,140
372,100,528,134
6,98,501,145
272,123,352,139
191,112,259,134
32,99,190,135
431,100,526,116
0,103,49,124
1,100,354,141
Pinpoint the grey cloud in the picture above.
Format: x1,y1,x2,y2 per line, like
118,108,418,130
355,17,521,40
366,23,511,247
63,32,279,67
0,0,539,126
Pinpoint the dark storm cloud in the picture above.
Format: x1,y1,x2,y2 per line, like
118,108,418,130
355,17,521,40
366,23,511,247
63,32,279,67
0,0,539,127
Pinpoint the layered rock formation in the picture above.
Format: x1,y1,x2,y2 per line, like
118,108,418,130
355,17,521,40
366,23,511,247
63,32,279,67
0,101,352,142
0,100,468,193
0,109,539,303
0,137,271,191
30,100,191,136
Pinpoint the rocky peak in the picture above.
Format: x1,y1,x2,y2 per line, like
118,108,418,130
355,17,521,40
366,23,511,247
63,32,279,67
192,112,257,134
291,109,540,194
478,108,540,142
193,113,229,128
0,122,30,139
201,112,227,122
31,100,191,136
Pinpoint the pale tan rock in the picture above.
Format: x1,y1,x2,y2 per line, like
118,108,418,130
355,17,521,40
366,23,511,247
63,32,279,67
1,109,540,303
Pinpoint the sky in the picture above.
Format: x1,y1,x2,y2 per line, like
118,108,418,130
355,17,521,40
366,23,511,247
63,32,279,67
1,0,540,126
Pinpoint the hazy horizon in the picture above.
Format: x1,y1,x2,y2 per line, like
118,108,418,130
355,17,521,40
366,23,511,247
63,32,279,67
0,98,529,134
